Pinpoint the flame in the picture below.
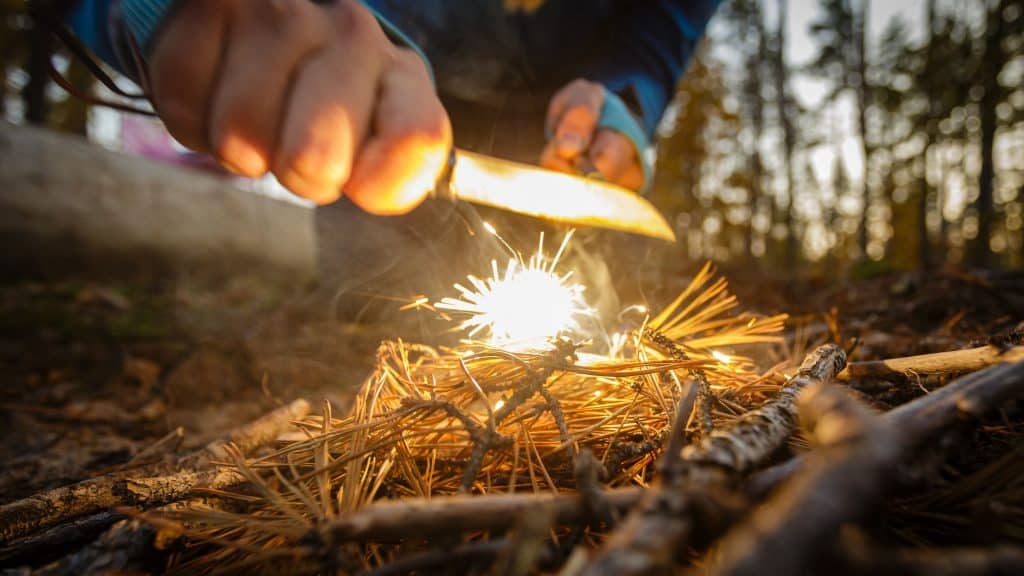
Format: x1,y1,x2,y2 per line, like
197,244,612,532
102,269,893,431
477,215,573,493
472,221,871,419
436,229,592,349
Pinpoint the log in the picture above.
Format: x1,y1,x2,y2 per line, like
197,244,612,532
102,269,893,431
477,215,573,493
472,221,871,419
0,399,309,543
0,121,316,283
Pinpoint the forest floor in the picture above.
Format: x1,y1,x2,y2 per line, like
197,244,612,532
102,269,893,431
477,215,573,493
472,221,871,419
0,264,1022,572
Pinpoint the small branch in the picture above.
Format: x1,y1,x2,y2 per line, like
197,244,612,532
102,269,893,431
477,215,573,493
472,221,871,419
843,544,1024,576
0,399,309,543
839,345,1024,381
713,360,1024,576
581,344,846,576
317,487,644,544
682,343,847,475
708,383,885,576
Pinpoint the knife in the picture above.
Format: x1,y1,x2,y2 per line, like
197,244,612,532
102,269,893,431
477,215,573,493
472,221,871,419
432,149,676,242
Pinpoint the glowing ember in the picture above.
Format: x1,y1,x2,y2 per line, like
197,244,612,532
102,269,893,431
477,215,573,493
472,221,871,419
436,229,592,348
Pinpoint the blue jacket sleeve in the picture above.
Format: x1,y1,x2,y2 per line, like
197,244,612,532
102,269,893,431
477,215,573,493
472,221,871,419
586,0,723,137
65,0,121,69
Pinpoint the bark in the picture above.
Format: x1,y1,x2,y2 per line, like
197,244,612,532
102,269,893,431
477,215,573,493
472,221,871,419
580,344,846,576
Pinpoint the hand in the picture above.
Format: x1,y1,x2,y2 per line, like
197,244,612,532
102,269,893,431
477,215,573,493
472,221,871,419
147,0,452,214
540,79,645,192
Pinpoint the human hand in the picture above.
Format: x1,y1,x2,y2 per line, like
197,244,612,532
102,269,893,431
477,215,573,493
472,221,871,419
147,0,451,214
540,79,645,192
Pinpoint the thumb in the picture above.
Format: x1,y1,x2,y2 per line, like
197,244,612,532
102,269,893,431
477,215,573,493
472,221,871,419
554,106,599,158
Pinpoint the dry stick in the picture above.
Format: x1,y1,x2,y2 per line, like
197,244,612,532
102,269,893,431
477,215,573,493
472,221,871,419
842,544,1024,576
838,344,1024,381
317,487,644,544
711,361,1024,576
0,512,120,568
644,329,714,438
708,382,886,576
748,360,1024,498
0,398,310,544
581,343,847,576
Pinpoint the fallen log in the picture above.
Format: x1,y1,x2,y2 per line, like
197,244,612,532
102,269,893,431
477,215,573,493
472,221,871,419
0,399,309,544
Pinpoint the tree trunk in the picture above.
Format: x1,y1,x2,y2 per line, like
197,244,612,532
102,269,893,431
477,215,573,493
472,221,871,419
775,0,798,271
971,0,1005,268
855,0,871,260
745,7,766,262
23,27,51,126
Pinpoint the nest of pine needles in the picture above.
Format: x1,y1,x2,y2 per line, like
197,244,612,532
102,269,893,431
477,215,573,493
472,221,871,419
135,265,790,573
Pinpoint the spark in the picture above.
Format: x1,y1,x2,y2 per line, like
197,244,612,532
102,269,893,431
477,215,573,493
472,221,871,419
436,228,592,349
711,350,732,365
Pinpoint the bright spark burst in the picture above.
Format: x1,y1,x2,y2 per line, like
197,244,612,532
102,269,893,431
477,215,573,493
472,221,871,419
436,228,592,349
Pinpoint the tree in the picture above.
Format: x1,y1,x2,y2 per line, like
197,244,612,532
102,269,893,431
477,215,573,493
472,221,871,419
773,0,799,270
807,0,873,259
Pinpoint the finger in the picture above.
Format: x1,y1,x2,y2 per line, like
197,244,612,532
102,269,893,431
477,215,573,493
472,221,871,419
148,0,229,153
590,129,645,191
539,140,575,173
545,78,601,134
272,41,382,204
345,50,452,215
588,129,634,183
207,0,329,177
553,105,599,159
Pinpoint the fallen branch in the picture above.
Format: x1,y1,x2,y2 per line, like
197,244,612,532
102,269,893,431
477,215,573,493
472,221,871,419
842,544,1024,576
0,399,309,543
747,360,1024,499
315,487,644,544
839,345,1024,381
712,361,1024,575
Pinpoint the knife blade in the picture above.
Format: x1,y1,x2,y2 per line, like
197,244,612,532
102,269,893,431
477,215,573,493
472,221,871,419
433,149,676,242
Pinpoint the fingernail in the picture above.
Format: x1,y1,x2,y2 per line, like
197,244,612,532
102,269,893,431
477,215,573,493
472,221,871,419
558,133,584,154
220,135,267,177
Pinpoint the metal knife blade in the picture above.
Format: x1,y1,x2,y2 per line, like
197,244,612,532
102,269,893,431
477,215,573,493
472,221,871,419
435,149,676,242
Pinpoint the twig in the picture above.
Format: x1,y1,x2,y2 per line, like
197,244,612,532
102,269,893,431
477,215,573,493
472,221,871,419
581,344,846,576
713,361,1024,576
842,544,1024,576
708,382,885,576
839,345,1024,381
748,360,1024,498
0,399,310,543
316,487,644,544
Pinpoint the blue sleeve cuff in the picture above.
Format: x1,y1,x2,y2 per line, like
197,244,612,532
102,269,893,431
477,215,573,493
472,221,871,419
598,91,652,193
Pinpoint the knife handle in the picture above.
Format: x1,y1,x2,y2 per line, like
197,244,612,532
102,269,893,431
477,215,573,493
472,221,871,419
431,148,458,201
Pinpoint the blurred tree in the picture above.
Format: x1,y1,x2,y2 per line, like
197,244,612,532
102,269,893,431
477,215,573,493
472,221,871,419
773,0,799,270
722,0,770,262
970,0,1020,267
807,0,872,259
